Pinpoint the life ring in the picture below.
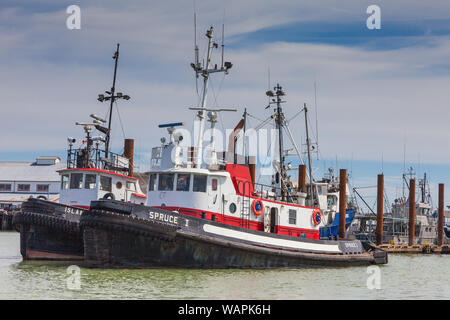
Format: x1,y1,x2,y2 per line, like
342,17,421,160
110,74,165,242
312,209,322,225
252,200,264,216
103,193,115,200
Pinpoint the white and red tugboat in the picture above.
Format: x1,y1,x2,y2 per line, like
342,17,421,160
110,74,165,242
81,26,387,268
13,44,146,260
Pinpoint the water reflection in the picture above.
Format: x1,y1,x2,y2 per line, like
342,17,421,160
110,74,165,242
1,232,449,299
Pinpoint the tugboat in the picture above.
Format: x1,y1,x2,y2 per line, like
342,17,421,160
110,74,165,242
13,44,146,260
81,26,387,268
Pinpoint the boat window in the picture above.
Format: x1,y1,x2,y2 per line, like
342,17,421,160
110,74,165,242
176,174,190,191
327,195,337,210
70,173,83,189
0,184,11,192
61,174,69,190
85,174,97,189
18,184,31,192
116,181,123,189
211,178,218,191
148,174,157,191
193,175,207,192
100,176,112,192
229,203,237,213
126,181,136,191
37,184,49,192
289,209,297,225
158,174,174,191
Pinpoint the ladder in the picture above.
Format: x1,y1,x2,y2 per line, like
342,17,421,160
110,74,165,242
237,180,252,229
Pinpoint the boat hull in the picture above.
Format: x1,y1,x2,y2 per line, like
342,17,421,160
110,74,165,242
81,200,388,268
13,198,85,261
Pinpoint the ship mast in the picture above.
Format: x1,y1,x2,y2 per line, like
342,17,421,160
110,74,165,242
303,103,314,201
266,84,288,200
97,44,131,163
190,24,232,168
105,44,119,156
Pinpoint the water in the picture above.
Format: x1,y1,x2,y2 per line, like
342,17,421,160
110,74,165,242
1,232,449,299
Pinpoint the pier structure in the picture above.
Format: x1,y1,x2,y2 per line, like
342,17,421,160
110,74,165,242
373,178,449,254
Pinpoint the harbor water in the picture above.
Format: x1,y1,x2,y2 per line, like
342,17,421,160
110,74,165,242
0,232,448,300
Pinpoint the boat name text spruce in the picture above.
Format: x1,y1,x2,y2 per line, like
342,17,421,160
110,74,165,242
148,210,179,225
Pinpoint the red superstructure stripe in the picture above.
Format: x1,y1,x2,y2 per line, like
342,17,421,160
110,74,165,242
154,206,319,239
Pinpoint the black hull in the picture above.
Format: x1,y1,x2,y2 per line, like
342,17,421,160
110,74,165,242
81,200,388,268
13,198,85,260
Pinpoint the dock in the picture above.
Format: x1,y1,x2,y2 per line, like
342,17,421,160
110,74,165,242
374,242,450,254
0,211,17,231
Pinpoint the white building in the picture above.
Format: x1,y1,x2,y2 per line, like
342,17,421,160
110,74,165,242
0,156,65,209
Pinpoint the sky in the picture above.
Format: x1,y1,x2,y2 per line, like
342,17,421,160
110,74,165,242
2,0,450,211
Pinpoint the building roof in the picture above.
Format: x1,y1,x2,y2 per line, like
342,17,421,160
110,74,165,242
0,158,66,182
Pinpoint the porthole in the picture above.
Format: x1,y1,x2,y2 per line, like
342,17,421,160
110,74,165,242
116,181,123,189
229,203,237,213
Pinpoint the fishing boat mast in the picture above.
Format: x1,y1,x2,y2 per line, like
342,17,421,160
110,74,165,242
303,103,315,203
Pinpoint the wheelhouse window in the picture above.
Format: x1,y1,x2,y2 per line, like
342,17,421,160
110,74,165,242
37,184,49,192
158,174,174,191
148,174,157,191
193,175,207,192
70,173,83,189
126,181,136,191
61,174,69,190
176,174,190,191
100,176,112,192
0,184,11,192
85,174,97,189
288,209,297,225
17,184,31,192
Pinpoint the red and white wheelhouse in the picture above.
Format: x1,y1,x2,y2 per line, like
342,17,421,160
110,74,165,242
146,163,321,239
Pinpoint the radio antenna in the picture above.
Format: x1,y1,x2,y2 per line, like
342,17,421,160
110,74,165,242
194,11,199,95
221,24,225,69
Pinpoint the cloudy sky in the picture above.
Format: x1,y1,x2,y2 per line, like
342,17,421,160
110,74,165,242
2,0,450,209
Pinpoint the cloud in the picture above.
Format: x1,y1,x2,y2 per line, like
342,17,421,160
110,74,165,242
2,0,450,171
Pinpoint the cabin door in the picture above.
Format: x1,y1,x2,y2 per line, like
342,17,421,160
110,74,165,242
270,208,277,233
208,177,220,212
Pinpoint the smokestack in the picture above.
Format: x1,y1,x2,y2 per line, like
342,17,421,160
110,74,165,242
376,174,384,245
123,139,134,177
409,179,416,246
438,183,444,246
298,164,306,193
339,169,347,239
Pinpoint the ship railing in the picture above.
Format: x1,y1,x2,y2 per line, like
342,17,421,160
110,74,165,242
67,148,130,174
232,178,296,203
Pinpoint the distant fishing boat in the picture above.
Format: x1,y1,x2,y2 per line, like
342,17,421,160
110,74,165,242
13,44,146,260
81,25,387,268
351,169,442,244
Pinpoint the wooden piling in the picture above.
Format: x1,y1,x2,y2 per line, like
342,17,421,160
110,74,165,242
123,139,134,177
376,174,384,245
339,169,347,239
438,183,444,246
298,164,306,192
409,179,416,246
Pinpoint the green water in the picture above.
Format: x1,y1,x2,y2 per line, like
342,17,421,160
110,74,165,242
0,232,449,299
